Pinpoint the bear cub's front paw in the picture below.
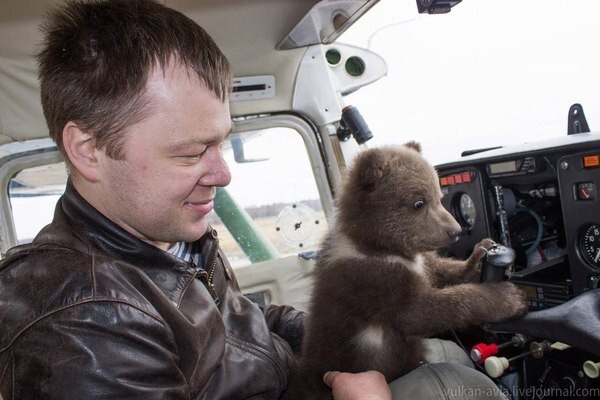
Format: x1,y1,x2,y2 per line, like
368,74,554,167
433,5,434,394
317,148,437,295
484,281,529,322
464,238,496,280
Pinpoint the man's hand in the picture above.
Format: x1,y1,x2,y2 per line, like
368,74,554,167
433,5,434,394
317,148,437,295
323,370,392,400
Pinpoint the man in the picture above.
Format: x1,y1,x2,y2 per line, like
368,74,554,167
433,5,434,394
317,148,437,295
0,1,508,399
0,0,389,398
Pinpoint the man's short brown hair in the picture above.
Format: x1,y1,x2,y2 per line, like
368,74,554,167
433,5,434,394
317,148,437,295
37,0,232,160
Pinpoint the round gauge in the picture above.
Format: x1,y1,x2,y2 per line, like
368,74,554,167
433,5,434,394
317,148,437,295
453,193,477,228
578,223,600,269
275,204,320,248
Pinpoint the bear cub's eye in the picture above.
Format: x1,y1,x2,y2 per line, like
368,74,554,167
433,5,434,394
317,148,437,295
413,199,426,210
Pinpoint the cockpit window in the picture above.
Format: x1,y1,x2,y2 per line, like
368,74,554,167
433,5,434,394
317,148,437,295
212,127,327,267
9,162,67,243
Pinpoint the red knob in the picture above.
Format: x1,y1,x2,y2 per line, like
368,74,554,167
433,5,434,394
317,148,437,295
470,343,499,364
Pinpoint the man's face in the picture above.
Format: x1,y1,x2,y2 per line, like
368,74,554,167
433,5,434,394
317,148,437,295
93,63,232,250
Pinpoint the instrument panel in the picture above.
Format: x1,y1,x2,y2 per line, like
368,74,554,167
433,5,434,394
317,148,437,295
436,134,600,308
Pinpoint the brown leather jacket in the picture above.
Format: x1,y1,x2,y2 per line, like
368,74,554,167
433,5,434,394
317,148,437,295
0,182,305,399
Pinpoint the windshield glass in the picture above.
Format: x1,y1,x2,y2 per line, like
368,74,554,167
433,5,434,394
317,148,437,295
341,0,600,165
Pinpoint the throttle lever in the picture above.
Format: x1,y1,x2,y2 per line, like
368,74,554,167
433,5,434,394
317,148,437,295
480,242,515,282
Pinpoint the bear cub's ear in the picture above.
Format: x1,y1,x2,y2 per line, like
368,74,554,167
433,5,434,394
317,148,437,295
356,149,390,190
403,141,422,153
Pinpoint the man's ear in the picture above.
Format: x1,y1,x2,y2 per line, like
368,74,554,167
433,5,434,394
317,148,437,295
62,122,101,182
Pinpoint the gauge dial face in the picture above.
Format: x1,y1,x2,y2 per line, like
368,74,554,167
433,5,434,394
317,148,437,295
578,223,600,269
576,182,595,201
275,204,320,248
455,193,476,228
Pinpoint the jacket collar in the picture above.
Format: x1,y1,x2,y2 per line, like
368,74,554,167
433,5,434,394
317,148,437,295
36,180,217,269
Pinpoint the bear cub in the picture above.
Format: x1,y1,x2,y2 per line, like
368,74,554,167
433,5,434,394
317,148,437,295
289,142,528,399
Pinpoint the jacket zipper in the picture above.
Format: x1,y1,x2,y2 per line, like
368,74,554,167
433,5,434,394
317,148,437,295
191,256,220,306
207,251,219,290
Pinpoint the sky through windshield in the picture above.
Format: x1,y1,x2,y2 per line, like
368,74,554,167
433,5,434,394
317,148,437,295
341,0,600,165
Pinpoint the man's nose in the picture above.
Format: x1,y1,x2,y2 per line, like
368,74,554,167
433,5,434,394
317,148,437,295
207,148,231,187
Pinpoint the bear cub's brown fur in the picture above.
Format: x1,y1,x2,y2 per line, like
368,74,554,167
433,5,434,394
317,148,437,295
288,142,528,399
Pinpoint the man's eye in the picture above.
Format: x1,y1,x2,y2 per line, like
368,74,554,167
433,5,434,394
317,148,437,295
413,200,426,210
180,147,209,160
177,154,201,161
